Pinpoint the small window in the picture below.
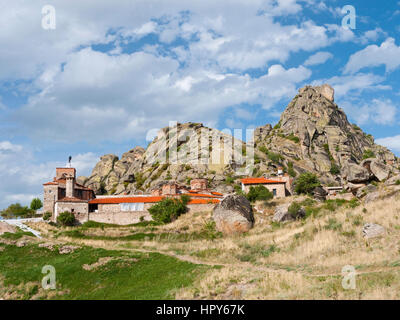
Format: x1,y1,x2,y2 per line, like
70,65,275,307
273,189,277,196
120,203,144,211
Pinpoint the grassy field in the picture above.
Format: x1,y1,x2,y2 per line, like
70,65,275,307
2,186,400,300
0,242,209,300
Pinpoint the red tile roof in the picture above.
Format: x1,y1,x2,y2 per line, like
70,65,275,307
188,199,220,204
240,177,286,185
187,193,222,198
89,196,164,205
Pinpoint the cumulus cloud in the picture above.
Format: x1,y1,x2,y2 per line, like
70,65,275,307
376,135,400,153
344,38,400,74
340,99,398,126
304,51,333,66
312,73,390,98
14,48,311,142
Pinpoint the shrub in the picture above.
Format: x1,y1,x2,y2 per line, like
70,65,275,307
30,198,43,211
395,180,400,186
259,146,268,154
362,149,375,159
288,162,297,177
330,163,341,175
148,195,189,224
234,184,245,195
324,218,342,231
294,172,321,195
288,202,302,219
267,151,283,163
225,175,235,184
286,133,300,143
57,211,76,226
43,212,52,221
246,185,274,202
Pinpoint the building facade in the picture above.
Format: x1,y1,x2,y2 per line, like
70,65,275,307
43,168,222,225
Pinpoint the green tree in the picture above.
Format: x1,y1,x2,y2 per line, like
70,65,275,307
246,185,274,202
30,198,43,211
0,203,34,219
294,172,321,195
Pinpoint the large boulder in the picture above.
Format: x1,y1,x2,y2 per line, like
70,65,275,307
361,158,390,182
212,195,254,235
273,203,305,222
313,186,327,201
356,184,378,198
343,162,370,183
362,223,385,239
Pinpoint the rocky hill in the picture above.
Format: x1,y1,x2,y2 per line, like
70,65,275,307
79,84,399,195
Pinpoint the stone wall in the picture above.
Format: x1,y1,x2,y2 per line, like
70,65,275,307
43,185,58,215
187,203,216,213
56,167,76,179
54,201,88,221
191,179,207,190
243,183,286,198
73,202,216,225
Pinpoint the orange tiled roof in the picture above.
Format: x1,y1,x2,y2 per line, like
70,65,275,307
89,196,164,204
211,191,223,196
188,193,222,198
188,199,220,204
240,177,286,185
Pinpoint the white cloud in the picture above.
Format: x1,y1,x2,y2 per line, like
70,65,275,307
344,38,400,74
304,51,333,66
376,135,400,153
15,48,311,142
312,73,390,98
340,99,398,126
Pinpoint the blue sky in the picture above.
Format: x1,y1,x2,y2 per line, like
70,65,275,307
0,0,400,209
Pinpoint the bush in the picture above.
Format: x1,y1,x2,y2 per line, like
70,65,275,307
267,151,283,163
288,202,302,219
288,162,297,177
30,198,43,211
43,212,52,221
294,172,321,195
246,185,274,202
148,195,189,224
330,163,341,175
57,211,76,226
395,180,400,186
362,149,375,159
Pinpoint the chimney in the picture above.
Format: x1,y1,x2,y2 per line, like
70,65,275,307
66,175,74,198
